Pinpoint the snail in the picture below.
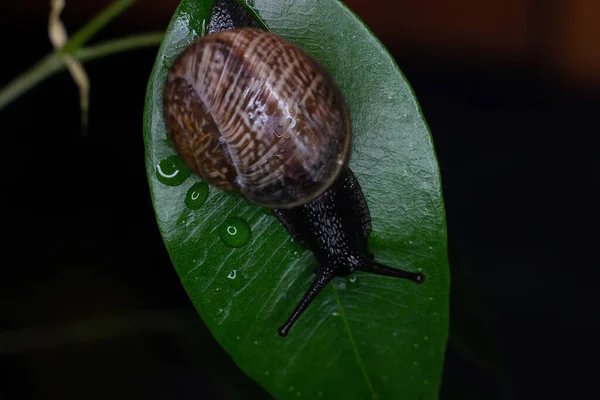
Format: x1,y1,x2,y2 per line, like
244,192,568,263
162,0,424,337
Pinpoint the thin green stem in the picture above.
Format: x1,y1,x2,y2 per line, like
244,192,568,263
76,32,164,62
62,0,137,53
0,32,164,111
0,54,62,111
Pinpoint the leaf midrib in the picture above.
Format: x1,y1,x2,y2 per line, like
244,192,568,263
332,286,377,399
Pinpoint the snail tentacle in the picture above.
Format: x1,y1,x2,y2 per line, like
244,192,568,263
278,270,335,337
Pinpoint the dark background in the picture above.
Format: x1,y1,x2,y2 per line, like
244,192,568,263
1,0,598,399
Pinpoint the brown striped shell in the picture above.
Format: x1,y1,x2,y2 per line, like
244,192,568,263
162,28,351,209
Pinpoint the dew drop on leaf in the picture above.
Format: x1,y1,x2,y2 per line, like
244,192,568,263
287,237,304,257
219,217,251,247
347,275,359,288
185,182,209,209
155,155,190,186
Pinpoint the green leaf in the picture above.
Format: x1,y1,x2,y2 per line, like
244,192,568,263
143,0,449,399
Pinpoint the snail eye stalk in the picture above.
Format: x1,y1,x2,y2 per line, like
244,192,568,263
358,261,425,284
278,261,424,337
278,272,334,337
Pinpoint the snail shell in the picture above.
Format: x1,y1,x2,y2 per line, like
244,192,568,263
163,28,351,208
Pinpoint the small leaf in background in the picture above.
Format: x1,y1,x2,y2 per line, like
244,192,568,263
143,0,450,399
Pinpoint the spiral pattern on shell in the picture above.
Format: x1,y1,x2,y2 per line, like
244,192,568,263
163,28,351,208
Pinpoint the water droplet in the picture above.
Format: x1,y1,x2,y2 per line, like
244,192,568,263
424,335,429,341
219,217,251,247
428,246,433,250
347,274,359,288
413,343,419,348
287,237,304,257
155,156,190,186
185,182,209,209
227,270,237,280
332,311,340,317
254,340,258,345
392,332,398,337
265,370,270,375
289,386,295,392
429,297,434,301
236,336,240,340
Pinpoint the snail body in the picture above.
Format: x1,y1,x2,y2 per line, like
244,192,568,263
163,1,424,337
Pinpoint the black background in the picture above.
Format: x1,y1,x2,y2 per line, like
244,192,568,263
1,5,599,400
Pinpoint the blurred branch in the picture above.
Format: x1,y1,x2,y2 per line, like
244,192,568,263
62,0,137,53
0,32,163,111
0,0,153,113
49,0,91,132
76,32,164,61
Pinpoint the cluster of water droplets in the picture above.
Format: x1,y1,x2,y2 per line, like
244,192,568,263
156,153,255,248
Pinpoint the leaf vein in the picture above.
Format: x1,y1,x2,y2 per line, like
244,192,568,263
332,287,377,399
